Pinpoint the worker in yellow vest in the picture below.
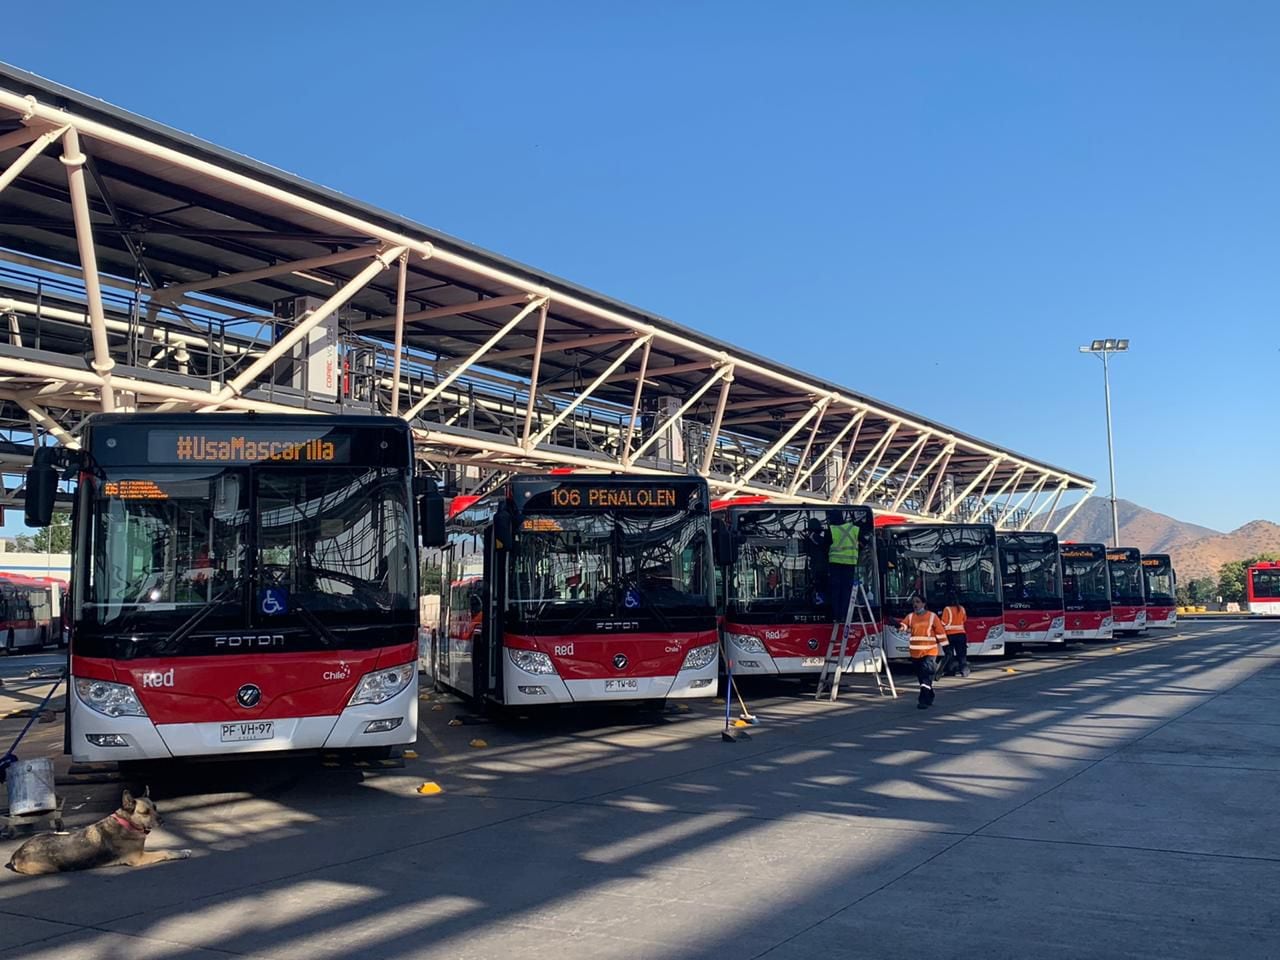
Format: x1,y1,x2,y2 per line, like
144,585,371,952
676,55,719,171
826,510,862,623
939,591,970,677
900,592,948,709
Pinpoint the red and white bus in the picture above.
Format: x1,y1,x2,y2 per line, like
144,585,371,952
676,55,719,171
1060,543,1114,641
714,501,878,676
425,475,718,706
997,532,1066,647
24,413,444,763
1106,547,1147,634
1141,554,1177,630
1246,561,1280,616
0,573,54,652
878,522,1005,658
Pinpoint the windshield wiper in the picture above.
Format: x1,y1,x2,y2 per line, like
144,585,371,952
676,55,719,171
149,582,240,656
290,594,342,648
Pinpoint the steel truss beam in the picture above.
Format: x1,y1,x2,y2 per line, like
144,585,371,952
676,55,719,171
0,84,1093,525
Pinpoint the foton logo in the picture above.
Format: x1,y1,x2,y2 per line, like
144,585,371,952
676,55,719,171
141,669,175,688
214,635,285,649
595,621,640,632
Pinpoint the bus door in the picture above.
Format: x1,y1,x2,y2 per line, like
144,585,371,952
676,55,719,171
473,525,509,703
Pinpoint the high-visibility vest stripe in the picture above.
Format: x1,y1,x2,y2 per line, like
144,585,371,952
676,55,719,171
942,605,967,634
902,611,945,658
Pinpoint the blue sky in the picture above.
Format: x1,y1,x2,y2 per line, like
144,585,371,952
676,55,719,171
5,1,1277,532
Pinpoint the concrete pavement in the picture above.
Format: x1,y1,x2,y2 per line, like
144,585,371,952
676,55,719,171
0,622,1277,959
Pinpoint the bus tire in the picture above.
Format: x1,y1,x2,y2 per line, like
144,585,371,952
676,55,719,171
3,629,13,655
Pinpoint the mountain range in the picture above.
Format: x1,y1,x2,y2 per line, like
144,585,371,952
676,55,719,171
1046,498,1280,581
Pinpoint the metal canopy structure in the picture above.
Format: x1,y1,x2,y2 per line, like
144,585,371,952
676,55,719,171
0,62,1093,530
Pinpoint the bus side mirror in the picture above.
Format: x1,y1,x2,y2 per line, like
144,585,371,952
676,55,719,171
713,525,734,566
494,506,513,552
24,450,59,528
418,480,446,547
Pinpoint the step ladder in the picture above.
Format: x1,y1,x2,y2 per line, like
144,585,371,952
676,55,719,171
816,578,897,701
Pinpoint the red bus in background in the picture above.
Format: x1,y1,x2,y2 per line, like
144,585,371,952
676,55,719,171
0,572,54,652
426,475,718,706
1142,554,1177,630
1107,547,1147,634
714,501,878,677
27,413,443,764
997,532,1066,647
878,522,1005,658
1245,562,1280,616
1060,543,1114,641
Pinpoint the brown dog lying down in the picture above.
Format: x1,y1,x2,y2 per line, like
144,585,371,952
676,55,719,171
6,788,192,875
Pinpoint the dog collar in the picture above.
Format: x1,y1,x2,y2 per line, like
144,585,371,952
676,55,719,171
112,813,147,834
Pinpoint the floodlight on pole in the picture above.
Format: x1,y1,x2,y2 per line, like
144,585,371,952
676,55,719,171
1079,338,1130,547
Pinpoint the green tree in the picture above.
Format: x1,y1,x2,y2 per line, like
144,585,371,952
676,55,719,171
1217,553,1280,604
1188,577,1216,604
421,563,443,595
11,512,71,553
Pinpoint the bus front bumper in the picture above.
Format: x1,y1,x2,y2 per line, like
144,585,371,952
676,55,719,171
502,654,717,705
69,678,418,762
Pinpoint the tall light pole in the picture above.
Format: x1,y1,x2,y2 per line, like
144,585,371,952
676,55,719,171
1078,338,1129,547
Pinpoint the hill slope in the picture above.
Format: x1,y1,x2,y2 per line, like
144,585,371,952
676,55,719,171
1168,521,1280,581
1047,498,1219,552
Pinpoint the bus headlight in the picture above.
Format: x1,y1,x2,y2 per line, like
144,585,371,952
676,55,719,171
1050,617,1065,631
727,633,766,654
75,678,147,718
509,649,556,675
680,643,718,671
987,624,1005,640
348,662,415,706
1101,616,1114,629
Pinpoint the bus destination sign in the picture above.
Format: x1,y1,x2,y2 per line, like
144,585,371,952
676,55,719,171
1061,548,1098,559
1140,558,1162,567
1106,551,1135,562
146,429,351,465
526,484,686,511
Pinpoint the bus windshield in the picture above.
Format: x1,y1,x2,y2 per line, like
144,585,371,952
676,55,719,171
1142,558,1175,604
881,526,1001,617
1062,550,1110,610
85,465,414,648
999,535,1062,610
1108,559,1144,605
511,509,713,631
1252,567,1280,602
726,508,877,621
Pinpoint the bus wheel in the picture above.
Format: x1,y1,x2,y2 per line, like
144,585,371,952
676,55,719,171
3,630,13,654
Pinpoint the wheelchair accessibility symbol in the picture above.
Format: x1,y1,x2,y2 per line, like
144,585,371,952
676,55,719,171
260,587,288,616
623,587,641,610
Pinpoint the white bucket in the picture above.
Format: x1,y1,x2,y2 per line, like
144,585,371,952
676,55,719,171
6,758,56,817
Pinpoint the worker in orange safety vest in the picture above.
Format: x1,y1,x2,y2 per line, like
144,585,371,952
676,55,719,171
938,592,970,678
900,592,948,709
